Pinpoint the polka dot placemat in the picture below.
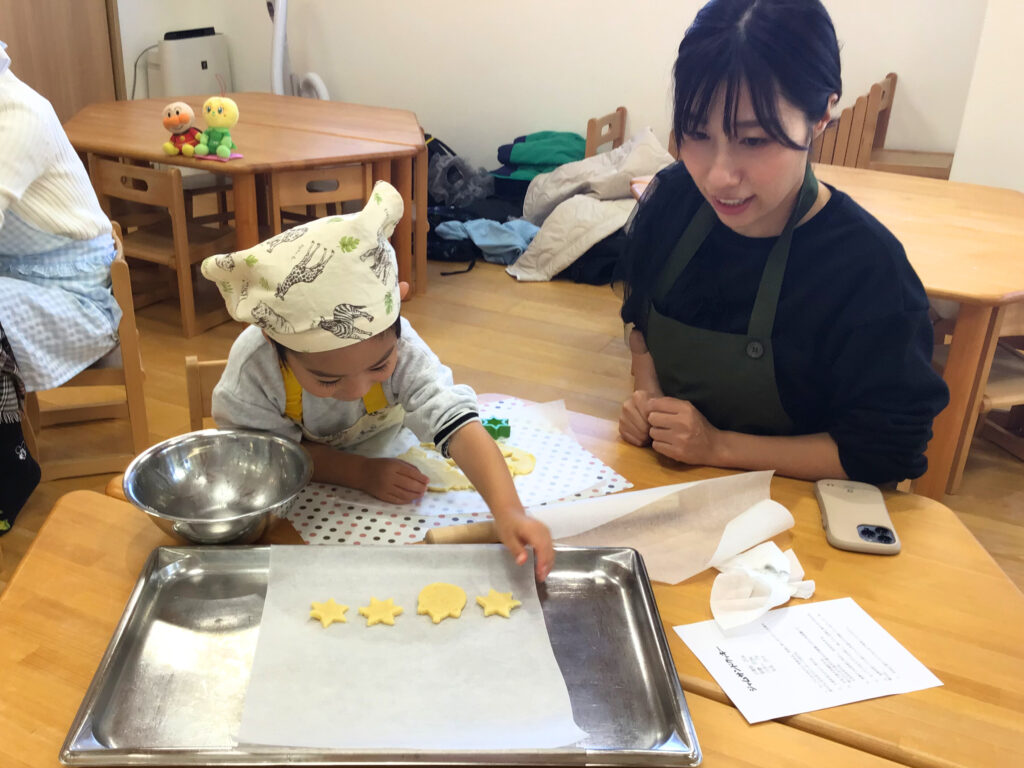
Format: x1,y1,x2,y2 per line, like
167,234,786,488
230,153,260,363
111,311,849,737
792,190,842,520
289,491,492,544
283,397,633,545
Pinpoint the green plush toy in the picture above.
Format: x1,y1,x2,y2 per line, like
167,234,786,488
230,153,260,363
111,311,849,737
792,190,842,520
194,96,239,159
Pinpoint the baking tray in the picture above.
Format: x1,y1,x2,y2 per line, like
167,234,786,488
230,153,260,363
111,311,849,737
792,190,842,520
62,545,701,766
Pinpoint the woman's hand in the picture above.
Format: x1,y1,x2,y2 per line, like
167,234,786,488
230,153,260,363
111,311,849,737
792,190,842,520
493,510,555,582
620,390,655,446
628,328,663,395
359,458,429,504
620,328,664,446
647,397,723,465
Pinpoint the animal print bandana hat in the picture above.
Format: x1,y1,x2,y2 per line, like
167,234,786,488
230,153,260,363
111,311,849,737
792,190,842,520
202,180,403,352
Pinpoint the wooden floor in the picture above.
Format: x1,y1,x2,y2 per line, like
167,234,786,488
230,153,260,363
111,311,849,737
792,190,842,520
2,261,1022,593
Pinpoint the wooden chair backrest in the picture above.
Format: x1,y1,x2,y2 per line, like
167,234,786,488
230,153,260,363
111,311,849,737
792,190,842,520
185,355,228,431
108,222,143,392
811,72,897,168
269,164,373,235
89,156,185,213
585,106,628,158
88,156,190,262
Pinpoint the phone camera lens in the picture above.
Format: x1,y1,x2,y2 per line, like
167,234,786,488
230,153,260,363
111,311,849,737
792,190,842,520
857,524,878,541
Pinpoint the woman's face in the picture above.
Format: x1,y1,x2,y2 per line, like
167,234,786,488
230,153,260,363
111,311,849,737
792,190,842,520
677,85,827,238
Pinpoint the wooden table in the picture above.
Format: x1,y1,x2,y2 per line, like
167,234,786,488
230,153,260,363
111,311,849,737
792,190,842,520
629,167,1024,499
572,412,1024,768
0,491,905,768
62,93,429,295
2,413,1021,767
812,166,1024,498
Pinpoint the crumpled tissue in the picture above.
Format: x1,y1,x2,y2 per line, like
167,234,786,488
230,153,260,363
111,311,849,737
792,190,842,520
710,541,815,631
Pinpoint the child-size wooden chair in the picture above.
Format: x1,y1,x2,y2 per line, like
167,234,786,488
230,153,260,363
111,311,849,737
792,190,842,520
184,355,228,431
21,224,150,480
585,106,628,158
89,156,237,337
811,73,953,180
269,164,374,235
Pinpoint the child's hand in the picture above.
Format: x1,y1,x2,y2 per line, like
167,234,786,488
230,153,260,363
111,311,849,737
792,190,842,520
494,511,555,582
360,458,429,504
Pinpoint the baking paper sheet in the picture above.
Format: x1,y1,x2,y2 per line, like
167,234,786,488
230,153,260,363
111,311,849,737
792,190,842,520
237,545,587,750
531,471,794,584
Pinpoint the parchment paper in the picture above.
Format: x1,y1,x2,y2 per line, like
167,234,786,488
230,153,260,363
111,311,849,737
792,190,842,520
535,471,794,583
237,545,587,750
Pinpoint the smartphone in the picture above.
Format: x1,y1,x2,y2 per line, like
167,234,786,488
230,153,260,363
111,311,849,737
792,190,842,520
814,479,901,555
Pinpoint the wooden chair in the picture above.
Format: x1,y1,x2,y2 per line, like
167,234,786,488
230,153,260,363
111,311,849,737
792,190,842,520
811,73,953,180
88,155,236,337
269,163,374,235
182,171,232,228
21,224,150,480
184,355,227,431
585,106,628,158
932,303,1024,491
100,354,225,502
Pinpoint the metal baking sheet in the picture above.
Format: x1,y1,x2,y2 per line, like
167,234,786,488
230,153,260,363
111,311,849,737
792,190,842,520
62,545,701,766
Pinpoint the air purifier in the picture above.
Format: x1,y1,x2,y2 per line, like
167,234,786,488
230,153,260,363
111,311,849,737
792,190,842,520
146,28,233,100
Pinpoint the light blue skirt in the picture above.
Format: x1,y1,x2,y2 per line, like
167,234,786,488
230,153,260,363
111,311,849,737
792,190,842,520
0,211,121,391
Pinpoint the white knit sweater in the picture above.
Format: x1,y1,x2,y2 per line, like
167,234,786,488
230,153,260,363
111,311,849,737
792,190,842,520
0,62,111,241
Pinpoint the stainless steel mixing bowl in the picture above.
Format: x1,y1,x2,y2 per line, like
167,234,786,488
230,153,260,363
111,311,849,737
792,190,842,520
123,429,313,544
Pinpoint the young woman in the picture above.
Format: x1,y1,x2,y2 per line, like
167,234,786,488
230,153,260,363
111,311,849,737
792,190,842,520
619,0,948,484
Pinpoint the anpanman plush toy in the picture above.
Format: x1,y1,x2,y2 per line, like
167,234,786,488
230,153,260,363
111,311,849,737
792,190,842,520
161,101,201,156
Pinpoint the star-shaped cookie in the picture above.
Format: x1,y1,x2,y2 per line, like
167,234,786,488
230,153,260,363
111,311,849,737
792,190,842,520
309,598,349,628
476,589,522,618
417,583,467,624
358,597,404,626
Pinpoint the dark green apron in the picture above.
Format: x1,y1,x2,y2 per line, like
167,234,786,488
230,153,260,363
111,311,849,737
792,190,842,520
645,163,819,435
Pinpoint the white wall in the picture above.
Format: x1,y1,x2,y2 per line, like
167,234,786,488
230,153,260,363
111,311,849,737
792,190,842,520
949,0,1024,191
119,1,987,170
117,2,275,98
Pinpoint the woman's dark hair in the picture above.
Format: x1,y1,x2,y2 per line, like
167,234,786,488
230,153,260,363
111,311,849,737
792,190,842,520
619,0,842,330
673,0,842,149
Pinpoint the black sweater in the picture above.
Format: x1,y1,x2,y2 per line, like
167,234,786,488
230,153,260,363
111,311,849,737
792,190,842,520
620,163,949,483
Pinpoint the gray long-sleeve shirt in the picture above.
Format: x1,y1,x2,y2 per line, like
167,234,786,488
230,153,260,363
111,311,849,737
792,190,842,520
212,319,479,458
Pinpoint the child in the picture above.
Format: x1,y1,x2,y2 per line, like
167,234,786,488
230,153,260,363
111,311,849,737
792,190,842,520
202,181,553,580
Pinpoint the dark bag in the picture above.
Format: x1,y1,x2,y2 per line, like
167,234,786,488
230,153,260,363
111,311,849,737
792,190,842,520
425,134,494,208
427,205,481,275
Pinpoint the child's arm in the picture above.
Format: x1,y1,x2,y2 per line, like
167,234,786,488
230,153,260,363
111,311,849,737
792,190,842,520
447,421,554,581
303,441,429,504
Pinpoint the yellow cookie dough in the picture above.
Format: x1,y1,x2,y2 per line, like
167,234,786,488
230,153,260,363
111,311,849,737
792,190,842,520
397,446,473,491
499,443,536,476
309,598,349,628
476,589,522,618
417,583,467,624
358,597,404,626
397,441,535,492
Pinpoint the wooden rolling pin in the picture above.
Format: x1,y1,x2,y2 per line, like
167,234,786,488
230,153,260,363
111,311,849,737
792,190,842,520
424,521,499,544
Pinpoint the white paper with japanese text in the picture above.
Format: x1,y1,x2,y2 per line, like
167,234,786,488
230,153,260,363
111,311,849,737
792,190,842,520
675,597,942,723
